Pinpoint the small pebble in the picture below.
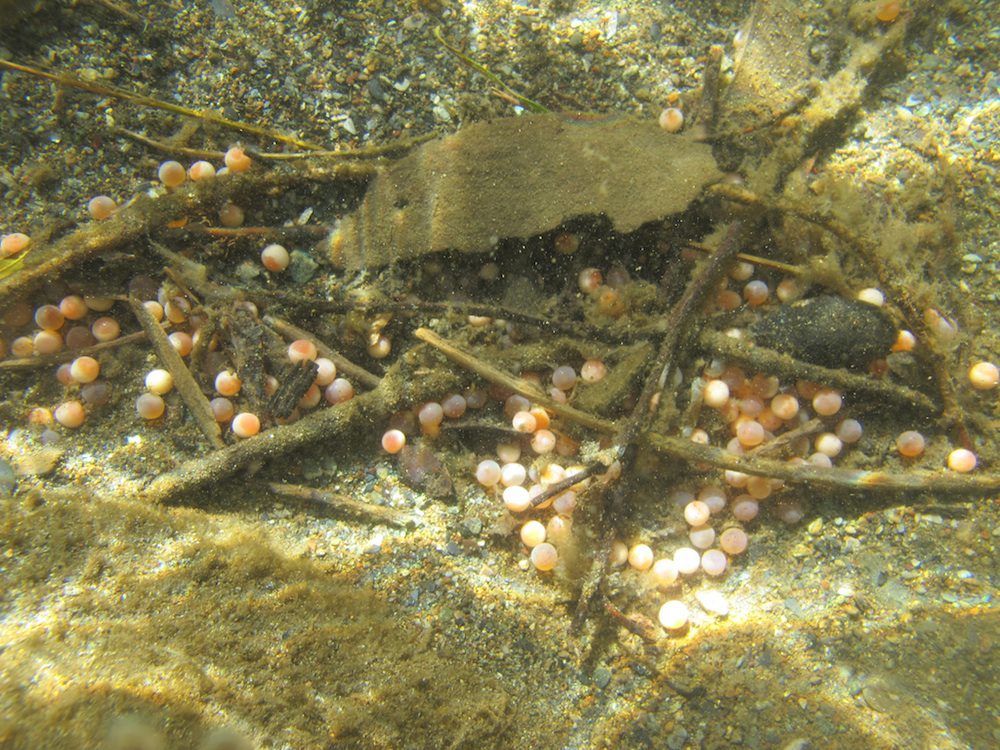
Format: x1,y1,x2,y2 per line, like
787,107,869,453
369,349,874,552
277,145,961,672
695,589,730,616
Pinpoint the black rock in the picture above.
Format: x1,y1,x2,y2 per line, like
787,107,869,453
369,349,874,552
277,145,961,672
750,295,896,370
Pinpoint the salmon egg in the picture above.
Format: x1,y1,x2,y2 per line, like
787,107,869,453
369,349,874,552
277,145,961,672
231,412,261,438
218,203,245,227
261,244,290,272
188,160,216,181
210,397,235,422
503,485,531,513
215,370,242,396
69,356,100,383
720,527,748,555
578,268,603,295
59,295,89,320
968,361,999,390
703,379,730,408
157,160,186,187
324,378,354,404
224,146,253,173
314,357,337,386
288,338,318,363
34,330,63,354
145,368,173,394
520,520,546,548
476,460,502,487
652,559,679,588
673,547,701,576
530,542,558,571
54,400,86,428
381,428,406,454
87,195,117,220
812,388,842,416
136,393,165,420
91,316,121,342
0,232,30,257
743,280,769,306
658,107,684,133
946,448,976,473
701,549,728,576
658,600,689,630
896,430,925,458
168,331,193,356
628,543,654,571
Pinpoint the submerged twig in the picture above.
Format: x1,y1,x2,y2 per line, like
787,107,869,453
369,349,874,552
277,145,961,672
268,482,416,527
700,330,938,414
413,327,615,434
0,59,322,150
0,331,146,370
143,359,456,505
128,295,225,449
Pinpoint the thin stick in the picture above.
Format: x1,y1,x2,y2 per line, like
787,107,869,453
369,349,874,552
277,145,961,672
413,327,615,434
648,433,1000,495
268,482,416,527
0,331,146,370
683,241,802,275
114,128,225,160
530,462,608,508
128,295,225,449
249,131,436,160
744,417,823,458
0,59,323,150
265,316,380,390
699,330,938,414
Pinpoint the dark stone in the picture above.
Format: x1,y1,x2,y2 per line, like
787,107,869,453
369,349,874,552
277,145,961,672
750,295,896,370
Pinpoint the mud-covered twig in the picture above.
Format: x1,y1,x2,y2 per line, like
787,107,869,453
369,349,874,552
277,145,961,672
744,417,823,459
249,131,436,160
114,128,224,160
268,482,416,527
0,331,146,370
128,295,225,449
699,329,938,414
143,360,458,505
683,241,802,276
0,163,378,308
265,316,380,390
413,327,615,434
649,433,1000,495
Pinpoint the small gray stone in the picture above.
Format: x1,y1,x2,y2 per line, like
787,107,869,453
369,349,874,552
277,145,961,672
666,727,689,750
593,666,612,690
289,250,318,284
